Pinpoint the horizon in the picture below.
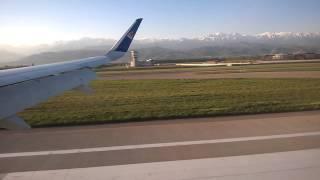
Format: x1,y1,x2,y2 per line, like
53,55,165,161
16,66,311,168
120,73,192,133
1,31,320,48
1,0,320,46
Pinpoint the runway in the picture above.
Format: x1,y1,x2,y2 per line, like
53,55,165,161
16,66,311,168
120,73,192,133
0,110,320,179
99,70,320,80
3,149,320,180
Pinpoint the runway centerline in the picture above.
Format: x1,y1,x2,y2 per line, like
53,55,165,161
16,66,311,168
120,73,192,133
2,148,320,180
1,131,320,158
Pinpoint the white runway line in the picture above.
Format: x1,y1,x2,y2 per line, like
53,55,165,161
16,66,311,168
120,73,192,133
2,148,320,180
1,131,320,158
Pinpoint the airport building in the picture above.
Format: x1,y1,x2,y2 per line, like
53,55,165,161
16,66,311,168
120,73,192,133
130,50,138,67
129,51,155,67
302,52,320,59
272,53,293,60
263,53,320,60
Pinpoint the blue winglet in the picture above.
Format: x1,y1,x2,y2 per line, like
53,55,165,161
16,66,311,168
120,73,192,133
109,18,143,53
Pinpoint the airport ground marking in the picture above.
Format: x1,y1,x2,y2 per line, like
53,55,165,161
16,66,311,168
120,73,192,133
1,131,320,158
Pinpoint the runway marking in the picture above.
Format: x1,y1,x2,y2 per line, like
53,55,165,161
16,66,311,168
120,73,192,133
1,131,320,158
2,149,320,180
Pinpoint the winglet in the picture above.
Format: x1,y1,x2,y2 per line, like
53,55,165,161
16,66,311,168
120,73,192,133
109,18,143,53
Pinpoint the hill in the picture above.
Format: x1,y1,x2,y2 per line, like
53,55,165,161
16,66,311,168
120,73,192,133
1,32,320,66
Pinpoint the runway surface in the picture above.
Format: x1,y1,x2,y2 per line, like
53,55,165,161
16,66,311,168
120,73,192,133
99,71,320,80
0,110,320,179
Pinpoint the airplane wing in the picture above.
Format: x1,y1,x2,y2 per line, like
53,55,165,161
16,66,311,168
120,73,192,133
0,18,143,130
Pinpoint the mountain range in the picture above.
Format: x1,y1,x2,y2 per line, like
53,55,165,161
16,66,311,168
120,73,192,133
1,32,320,66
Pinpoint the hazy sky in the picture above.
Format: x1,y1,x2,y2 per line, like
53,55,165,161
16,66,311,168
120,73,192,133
0,0,319,45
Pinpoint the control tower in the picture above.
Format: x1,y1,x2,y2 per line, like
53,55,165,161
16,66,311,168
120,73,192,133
130,50,138,67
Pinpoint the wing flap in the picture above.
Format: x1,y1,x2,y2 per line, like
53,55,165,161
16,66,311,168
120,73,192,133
0,69,96,124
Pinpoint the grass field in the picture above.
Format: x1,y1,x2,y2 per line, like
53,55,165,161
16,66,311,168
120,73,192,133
20,79,320,127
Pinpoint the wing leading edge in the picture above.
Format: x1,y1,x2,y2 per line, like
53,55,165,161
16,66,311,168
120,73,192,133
0,18,143,129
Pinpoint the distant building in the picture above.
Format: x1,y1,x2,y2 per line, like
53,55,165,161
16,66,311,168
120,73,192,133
303,53,320,59
262,52,320,61
128,51,156,67
272,53,293,60
142,59,155,66
293,53,320,60
263,54,274,60
293,53,306,60
130,50,138,67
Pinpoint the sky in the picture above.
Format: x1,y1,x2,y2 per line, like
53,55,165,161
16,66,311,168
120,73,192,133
0,0,320,45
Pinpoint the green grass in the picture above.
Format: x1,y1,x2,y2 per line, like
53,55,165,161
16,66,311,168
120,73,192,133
20,79,320,127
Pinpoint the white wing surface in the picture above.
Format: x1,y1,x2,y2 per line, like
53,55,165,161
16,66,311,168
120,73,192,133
0,18,143,129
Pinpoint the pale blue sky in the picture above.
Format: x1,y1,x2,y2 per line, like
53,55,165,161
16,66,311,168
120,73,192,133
0,0,319,45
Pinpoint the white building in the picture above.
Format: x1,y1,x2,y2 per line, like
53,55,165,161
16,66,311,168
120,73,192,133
130,50,138,67
272,54,291,60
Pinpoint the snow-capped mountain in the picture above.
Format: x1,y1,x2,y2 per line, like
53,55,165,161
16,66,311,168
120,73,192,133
200,32,320,41
133,32,320,52
2,32,320,53
200,33,251,41
1,32,320,65
256,32,320,39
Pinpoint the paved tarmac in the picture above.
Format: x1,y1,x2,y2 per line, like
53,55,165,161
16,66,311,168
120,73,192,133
99,71,320,80
0,110,320,179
